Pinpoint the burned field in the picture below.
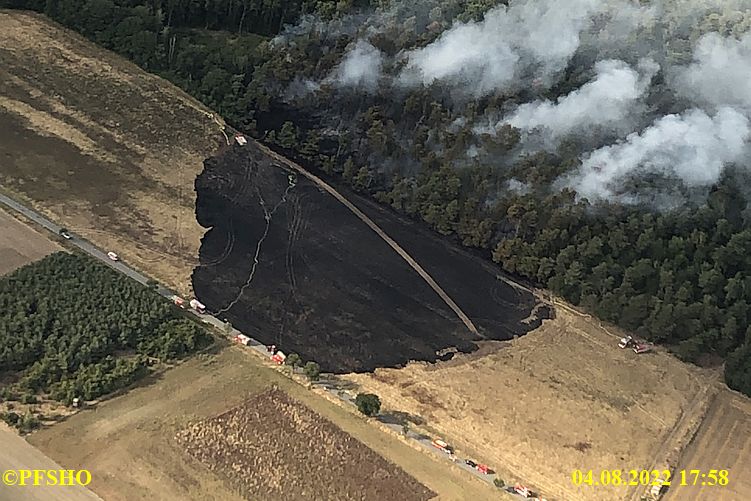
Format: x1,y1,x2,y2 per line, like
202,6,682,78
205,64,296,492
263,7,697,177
192,143,547,372
175,387,434,501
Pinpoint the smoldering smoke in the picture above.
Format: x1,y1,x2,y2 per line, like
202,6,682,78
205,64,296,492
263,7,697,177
286,0,751,204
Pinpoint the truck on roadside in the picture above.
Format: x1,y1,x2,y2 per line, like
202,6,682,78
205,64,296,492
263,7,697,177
189,299,206,314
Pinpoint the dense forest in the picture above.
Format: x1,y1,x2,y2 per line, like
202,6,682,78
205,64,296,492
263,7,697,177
0,252,212,407
2,0,751,397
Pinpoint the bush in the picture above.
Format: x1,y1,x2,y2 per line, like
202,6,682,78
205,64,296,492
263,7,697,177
1,411,20,426
17,412,41,433
493,478,505,489
20,392,38,404
355,393,381,417
285,353,301,368
303,361,320,381
725,342,751,396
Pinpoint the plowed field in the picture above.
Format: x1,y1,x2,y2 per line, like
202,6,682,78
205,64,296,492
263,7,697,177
176,387,434,501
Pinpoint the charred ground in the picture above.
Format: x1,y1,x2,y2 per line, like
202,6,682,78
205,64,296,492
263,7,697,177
192,143,548,373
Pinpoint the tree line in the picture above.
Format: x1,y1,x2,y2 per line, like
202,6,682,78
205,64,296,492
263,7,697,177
2,0,749,397
0,252,212,405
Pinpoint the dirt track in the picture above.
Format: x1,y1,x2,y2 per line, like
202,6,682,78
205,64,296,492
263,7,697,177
192,144,547,372
662,390,751,501
345,308,715,501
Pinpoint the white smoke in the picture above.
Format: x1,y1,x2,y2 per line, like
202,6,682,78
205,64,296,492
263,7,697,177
504,58,659,141
331,40,384,92
568,107,751,202
397,0,648,96
674,32,751,113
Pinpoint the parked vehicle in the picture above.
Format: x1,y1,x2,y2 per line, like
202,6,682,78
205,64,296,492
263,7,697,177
618,335,634,348
464,459,477,468
107,251,119,261
633,342,653,354
170,295,186,308
189,299,206,314
476,464,491,475
431,439,453,454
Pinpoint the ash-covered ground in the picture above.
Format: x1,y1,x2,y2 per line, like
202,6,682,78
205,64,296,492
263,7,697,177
192,143,549,372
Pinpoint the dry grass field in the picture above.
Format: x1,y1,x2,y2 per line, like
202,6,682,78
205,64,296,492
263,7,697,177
0,424,102,501
28,345,498,501
0,9,222,293
662,390,751,501
176,387,435,501
0,208,61,275
345,307,718,501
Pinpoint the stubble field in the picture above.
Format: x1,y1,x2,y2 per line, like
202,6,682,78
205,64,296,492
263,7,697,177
0,424,103,501
28,345,497,501
345,307,718,501
0,9,221,293
0,208,61,275
662,390,751,501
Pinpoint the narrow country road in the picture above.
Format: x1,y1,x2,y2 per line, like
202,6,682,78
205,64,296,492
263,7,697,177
0,190,528,499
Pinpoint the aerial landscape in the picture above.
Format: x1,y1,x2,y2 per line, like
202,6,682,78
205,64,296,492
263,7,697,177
1,0,750,500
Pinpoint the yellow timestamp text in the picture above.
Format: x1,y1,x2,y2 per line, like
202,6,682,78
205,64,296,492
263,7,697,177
571,469,729,487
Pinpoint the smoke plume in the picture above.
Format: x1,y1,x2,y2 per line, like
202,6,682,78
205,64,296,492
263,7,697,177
397,0,649,96
503,58,659,142
330,40,384,92
674,32,751,112
567,107,751,202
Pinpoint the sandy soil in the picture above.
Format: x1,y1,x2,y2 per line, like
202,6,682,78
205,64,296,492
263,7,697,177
0,10,222,294
28,344,498,501
345,306,718,501
0,208,61,275
0,424,102,501
662,390,751,501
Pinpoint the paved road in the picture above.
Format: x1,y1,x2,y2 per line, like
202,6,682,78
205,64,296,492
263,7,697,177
0,191,531,499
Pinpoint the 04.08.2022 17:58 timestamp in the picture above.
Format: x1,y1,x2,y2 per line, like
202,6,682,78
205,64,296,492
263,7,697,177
571,469,729,487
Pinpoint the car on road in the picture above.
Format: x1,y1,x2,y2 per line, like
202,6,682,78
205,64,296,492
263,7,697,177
58,228,72,239
464,459,477,468
107,251,119,261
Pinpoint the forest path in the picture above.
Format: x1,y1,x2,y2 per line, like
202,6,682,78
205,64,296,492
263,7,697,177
251,140,481,338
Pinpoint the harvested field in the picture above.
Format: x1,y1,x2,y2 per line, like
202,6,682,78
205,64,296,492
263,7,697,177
193,143,548,372
29,345,497,501
0,208,61,275
662,390,751,501
345,307,716,501
176,387,434,501
0,10,222,293
0,424,102,501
